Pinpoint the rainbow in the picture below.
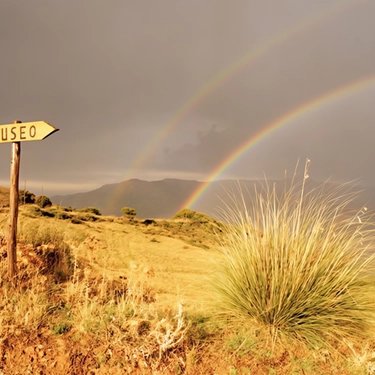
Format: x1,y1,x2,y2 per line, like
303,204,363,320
127,0,352,176
105,0,354,214
179,75,375,211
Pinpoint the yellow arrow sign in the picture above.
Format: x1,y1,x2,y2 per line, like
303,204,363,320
0,121,58,143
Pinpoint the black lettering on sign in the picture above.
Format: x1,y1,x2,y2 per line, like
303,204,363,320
10,127,16,140
29,125,36,138
1,128,7,141
20,126,26,140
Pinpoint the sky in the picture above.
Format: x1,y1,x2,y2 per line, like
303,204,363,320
1,0,375,196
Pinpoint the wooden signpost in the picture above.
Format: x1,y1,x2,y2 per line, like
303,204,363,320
1,120,59,280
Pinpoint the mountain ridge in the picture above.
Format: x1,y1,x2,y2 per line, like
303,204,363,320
50,178,375,219
51,178,202,218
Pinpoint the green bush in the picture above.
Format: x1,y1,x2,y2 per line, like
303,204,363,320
173,208,211,223
19,190,36,205
36,195,52,208
211,161,375,346
121,207,137,217
79,207,102,216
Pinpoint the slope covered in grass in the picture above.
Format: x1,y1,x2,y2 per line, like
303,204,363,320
0,187,375,374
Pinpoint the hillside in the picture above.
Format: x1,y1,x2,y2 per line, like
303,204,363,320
0,190,375,373
0,204,226,374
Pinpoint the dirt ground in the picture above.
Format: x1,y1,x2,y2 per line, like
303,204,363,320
0,330,361,375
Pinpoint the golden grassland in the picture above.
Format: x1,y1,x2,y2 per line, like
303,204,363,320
1,177,375,374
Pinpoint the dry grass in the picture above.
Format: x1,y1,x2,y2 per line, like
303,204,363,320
0,204,218,372
0,194,374,373
211,160,375,348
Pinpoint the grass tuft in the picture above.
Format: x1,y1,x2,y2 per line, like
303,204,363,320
211,160,375,346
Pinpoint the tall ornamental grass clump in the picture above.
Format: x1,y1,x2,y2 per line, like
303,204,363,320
212,161,375,345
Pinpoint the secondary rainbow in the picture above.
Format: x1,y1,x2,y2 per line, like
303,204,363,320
104,0,354,214
180,75,375,211
124,0,353,178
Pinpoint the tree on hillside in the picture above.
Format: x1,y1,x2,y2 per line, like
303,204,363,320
19,190,36,205
36,195,52,208
121,207,137,218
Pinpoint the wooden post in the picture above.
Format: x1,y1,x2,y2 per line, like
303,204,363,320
7,120,22,279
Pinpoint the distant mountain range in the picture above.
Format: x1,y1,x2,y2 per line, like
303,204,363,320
52,178,200,218
50,178,375,219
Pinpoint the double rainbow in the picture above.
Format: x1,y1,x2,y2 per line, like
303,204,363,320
180,75,375,211
105,0,356,214
128,0,352,176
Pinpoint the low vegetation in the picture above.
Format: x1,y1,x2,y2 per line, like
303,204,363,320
1,167,375,374
18,189,36,205
78,206,102,216
212,161,375,348
121,206,137,217
35,195,52,208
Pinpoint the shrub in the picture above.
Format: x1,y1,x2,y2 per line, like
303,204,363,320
79,207,102,216
22,206,54,218
36,195,52,208
121,207,137,217
71,218,83,225
55,212,73,220
74,213,98,222
143,219,156,226
173,208,210,223
24,206,44,217
19,190,36,204
61,206,73,212
41,210,55,218
211,160,375,346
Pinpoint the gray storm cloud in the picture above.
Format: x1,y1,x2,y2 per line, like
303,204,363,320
0,0,375,195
